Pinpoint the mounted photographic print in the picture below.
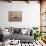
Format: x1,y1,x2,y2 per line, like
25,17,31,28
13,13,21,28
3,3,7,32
8,11,22,21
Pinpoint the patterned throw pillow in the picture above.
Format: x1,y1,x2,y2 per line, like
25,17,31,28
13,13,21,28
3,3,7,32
8,27,14,34
21,28,27,35
14,28,21,34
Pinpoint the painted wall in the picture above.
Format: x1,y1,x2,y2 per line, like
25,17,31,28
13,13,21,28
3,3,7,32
0,1,40,28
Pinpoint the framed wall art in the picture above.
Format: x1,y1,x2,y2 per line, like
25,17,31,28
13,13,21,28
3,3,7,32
8,11,22,21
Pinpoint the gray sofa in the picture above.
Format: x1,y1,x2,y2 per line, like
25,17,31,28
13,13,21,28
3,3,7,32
9,33,34,43
3,27,34,43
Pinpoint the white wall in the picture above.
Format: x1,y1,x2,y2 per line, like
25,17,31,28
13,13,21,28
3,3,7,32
0,1,40,28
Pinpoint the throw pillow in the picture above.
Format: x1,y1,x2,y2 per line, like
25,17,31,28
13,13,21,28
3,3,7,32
21,28,27,35
14,28,21,34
